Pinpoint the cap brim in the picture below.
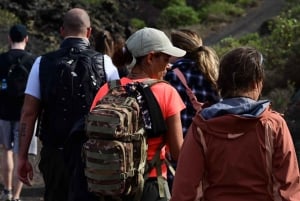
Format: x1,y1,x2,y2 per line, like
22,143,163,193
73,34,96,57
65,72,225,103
162,46,186,58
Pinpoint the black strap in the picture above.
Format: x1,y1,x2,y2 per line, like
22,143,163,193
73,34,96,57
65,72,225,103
7,53,32,75
136,81,167,137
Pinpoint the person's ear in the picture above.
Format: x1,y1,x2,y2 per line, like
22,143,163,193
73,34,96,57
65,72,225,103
24,36,29,43
146,51,155,64
60,26,65,37
86,27,92,38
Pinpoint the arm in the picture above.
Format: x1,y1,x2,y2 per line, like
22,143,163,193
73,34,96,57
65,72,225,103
165,112,183,160
273,119,300,200
171,123,205,201
18,94,41,186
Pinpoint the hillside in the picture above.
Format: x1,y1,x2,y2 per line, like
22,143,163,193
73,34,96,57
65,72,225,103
0,0,285,55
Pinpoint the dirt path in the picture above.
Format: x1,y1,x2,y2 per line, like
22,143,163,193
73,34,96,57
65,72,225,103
204,0,286,45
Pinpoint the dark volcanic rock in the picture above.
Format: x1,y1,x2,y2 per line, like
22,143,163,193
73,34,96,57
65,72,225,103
0,0,137,55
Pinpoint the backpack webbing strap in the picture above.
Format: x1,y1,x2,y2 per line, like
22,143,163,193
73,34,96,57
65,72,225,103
164,157,176,176
173,68,203,112
143,143,168,198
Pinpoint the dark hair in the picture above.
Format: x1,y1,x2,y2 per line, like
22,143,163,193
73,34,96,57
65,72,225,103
112,45,145,69
218,47,264,98
94,29,114,57
9,24,27,42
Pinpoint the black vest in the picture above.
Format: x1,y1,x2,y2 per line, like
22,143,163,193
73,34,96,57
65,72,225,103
38,38,106,147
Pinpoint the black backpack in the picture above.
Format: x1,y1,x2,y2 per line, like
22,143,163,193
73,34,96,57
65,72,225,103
38,47,106,144
6,54,32,97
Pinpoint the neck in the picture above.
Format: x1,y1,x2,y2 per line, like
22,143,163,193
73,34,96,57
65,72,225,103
11,42,26,50
128,66,149,79
235,90,260,101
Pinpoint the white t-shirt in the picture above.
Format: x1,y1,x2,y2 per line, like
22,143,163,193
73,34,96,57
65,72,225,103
25,54,120,99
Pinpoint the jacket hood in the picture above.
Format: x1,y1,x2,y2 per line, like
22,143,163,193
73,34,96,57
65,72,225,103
194,97,270,139
201,97,270,119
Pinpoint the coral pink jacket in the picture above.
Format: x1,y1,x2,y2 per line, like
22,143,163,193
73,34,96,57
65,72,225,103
171,107,300,201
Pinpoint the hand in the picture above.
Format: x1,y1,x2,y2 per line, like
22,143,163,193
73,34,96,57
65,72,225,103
17,157,33,186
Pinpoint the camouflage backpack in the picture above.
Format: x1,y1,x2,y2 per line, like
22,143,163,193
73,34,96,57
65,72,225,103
83,79,167,200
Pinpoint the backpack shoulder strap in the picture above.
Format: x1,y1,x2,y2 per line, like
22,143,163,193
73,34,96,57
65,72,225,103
173,68,203,112
135,79,167,137
7,53,31,75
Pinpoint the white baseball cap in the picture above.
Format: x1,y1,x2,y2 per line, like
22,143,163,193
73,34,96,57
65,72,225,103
126,27,186,58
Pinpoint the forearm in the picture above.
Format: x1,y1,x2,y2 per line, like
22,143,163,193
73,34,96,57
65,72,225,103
19,95,40,159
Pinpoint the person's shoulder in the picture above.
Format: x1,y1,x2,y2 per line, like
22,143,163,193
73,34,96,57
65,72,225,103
83,48,102,57
0,51,8,60
151,80,176,92
261,107,287,126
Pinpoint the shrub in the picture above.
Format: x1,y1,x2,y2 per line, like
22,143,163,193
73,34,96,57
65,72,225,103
158,5,199,28
226,0,259,7
199,2,244,23
263,82,295,113
263,16,300,70
0,9,20,27
130,18,146,29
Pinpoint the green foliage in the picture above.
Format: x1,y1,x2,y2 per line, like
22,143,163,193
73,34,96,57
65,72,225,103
0,9,20,27
263,16,300,69
213,33,262,58
130,18,146,29
158,5,199,28
151,0,186,9
199,1,244,22
226,0,258,7
212,1,300,112
263,82,295,113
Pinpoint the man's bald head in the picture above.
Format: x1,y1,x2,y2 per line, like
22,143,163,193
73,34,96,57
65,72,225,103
62,8,91,37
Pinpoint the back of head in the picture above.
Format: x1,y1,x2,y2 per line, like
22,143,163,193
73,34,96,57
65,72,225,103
94,29,114,57
218,47,264,98
9,24,28,42
126,27,185,58
171,29,219,89
171,29,202,52
113,27,185,70
62,8,91,36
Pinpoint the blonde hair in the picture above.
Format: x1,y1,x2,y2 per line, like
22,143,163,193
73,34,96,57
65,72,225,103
171,29,219,89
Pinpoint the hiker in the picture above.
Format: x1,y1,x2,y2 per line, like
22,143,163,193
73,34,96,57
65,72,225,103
93,29,128,78
0,24,36,201
164,29,221,191
165,29,220,137
93,29,122,78
170,47,300,201
90,27,186,201
17,8,119,201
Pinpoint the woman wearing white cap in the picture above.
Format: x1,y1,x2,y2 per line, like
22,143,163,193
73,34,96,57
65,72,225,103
90,27,186,201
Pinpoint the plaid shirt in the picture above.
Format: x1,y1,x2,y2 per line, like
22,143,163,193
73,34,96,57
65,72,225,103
165,58,220,136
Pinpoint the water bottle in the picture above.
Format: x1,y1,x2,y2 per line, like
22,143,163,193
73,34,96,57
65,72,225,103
1,78,7,90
